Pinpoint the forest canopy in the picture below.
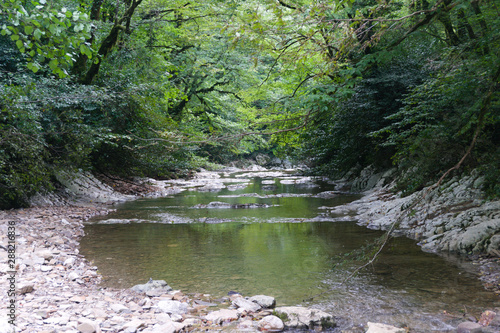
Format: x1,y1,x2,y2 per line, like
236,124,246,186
1,0,499,208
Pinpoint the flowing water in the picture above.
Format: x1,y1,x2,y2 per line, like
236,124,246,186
80,171,499,331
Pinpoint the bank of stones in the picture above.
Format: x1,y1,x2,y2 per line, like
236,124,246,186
0,205,340,333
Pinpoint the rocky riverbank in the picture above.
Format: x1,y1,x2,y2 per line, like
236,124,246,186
1,167,500,333
321,168,500,297
1,204,343,333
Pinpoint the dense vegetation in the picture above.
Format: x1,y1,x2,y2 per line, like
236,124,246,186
1,0,499,208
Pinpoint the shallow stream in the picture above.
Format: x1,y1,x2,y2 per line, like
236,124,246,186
80,170,499,331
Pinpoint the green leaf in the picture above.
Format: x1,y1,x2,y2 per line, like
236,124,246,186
74,23,84,32
16,39,23,49
34,28,42,39
49,59,59,70
24,25,34,35
49,24,57,34
11,34,19,41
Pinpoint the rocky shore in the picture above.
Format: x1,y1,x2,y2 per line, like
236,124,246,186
322,168,500,296
1,205,343,333
1,167,500,333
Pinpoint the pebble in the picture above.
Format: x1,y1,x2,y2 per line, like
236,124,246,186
76,322,96,333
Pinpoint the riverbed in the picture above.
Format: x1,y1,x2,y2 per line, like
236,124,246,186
80,169,500,331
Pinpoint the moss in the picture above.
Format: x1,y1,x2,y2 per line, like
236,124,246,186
272,310,289,322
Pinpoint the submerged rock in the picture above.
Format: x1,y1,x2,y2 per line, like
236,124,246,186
130,279,173,294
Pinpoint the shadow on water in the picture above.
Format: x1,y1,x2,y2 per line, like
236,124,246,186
80,174,499,331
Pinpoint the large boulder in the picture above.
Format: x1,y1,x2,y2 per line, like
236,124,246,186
273,306,335,330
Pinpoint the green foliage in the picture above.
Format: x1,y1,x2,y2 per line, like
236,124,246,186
2,0,500,208
0,0,93,78
299,51,429,178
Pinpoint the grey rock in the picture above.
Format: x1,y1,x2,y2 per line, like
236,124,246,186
232,297,261,313
273,306,335,329
457,321,483,333
258,315,284,332
146,287,168,297
64,257,76,267
486,234,500,256
157,300,189,315
17,284,35,295
131,279,172,294
110,303,130,314
204,309,239,324
249,295,276,309
92,308,108,319
123,319,146,333
255,154,271,166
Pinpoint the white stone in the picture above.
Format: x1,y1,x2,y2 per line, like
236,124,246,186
110,303,130,314
40,265,53,272
68,271,80,281
77,322,96,333
258,315,284,332
232,297,261,313
205,309,239,324
122,319,146,333
64,257,76,267
157,300,188,315
146,322,177,333
366,322,406,333
273,306,335,329
249,295,276,308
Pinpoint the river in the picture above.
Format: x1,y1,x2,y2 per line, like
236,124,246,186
80,169,499,331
